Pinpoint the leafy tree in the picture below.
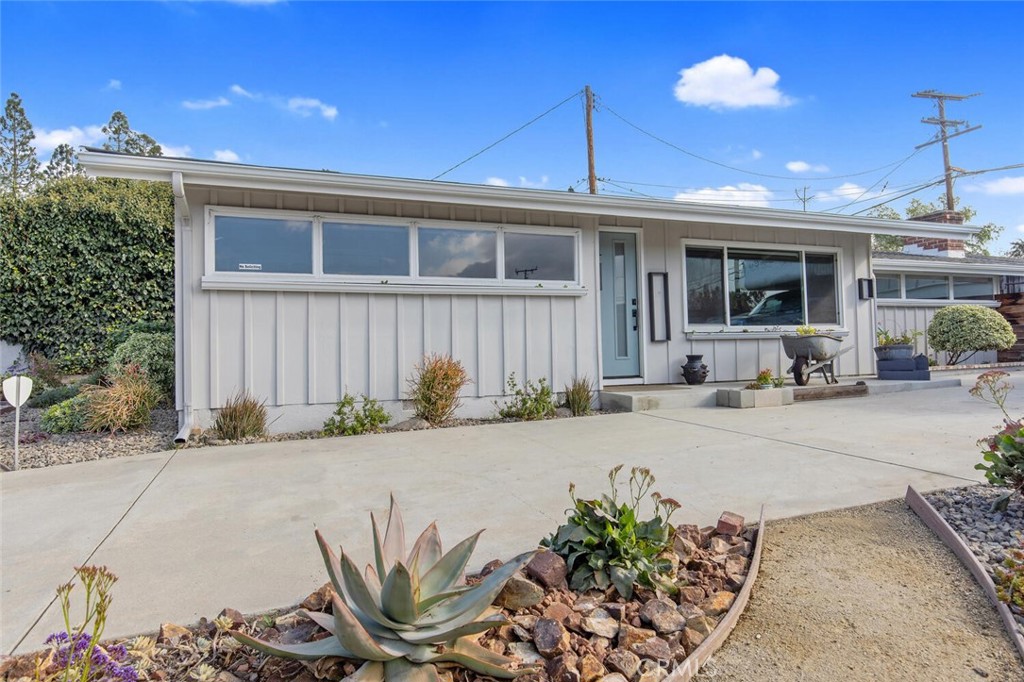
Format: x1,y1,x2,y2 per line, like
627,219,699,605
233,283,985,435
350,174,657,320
1007,240,1024,259
44,143,81,181
0,92,40,196
0,176,174,371
101,111,162,156
870,194,1002,255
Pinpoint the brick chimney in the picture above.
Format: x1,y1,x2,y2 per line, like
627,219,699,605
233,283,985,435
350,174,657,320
903,210,966,258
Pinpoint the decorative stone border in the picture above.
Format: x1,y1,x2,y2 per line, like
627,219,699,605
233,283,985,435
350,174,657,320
905,486,1024,663
716,388,793,408
665,507,766,681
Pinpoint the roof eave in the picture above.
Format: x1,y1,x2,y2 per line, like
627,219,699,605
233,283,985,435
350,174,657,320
78,150,979,240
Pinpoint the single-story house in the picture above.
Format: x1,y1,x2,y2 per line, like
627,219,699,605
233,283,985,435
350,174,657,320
79,150,982,435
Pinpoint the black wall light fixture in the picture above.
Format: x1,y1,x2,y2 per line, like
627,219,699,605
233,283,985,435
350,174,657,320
648,272,670,341
858,278,875,300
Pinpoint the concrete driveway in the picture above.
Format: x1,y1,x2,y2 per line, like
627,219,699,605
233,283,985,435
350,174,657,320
0,382,1001,655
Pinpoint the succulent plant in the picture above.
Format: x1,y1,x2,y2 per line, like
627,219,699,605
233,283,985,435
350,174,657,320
231,497,536,682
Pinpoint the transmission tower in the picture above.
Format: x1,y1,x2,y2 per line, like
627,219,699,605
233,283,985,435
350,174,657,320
912,90,981,212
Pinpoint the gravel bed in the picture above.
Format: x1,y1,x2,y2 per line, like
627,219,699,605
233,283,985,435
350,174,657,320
925,485,1024,638
0,407,178,470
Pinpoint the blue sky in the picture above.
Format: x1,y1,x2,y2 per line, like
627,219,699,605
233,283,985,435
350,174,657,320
3,1,1022,251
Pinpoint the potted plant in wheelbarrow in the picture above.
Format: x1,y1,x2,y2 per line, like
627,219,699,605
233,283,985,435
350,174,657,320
780,326,847,386
874,327,921,361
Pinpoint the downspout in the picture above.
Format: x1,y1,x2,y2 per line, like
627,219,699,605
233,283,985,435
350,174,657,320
172,171,194,444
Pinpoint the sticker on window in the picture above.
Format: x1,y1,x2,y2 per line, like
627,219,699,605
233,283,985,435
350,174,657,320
238,263,263,271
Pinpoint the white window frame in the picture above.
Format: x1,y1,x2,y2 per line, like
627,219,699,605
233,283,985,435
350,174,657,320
874,271,998,303
681,238,844,332
202,206,584,294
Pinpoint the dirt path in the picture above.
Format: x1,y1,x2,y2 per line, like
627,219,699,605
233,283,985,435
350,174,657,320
702,500,1022,681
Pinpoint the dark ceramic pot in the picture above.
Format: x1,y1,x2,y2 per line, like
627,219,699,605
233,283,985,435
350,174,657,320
682,354,710,385
874,344,914,361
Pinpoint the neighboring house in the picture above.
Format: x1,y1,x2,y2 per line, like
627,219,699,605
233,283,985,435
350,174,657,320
871,210,1024,364
79,150,979,434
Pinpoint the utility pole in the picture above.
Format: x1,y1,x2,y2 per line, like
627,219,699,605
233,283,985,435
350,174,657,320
912,90,982,212
585,85,597,194
795,186,815,211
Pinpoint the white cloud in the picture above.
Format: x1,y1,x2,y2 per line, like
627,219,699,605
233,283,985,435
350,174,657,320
159,143,193,157
33,125,105,153
786,160,829,174
230,84,255,99
751,149,763,160
518,175,549,189
182,96,231,111
812,182,883,205
213,149,240,162
287,97,337,120
485,177,510,187
674,55,793,110
1016,224,1024,234
105,79,122,91
674,183,774,207
967,176,1024,196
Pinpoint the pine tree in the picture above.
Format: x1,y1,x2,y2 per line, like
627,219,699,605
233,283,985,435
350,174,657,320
102,111,162,156
0,92,40,196
44,143,81,181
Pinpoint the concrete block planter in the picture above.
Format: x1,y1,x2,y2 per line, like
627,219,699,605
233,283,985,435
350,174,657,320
717,387,794,409
666,507,766,681
905,486,1024,662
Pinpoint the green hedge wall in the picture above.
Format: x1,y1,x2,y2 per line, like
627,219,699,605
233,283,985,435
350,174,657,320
0,177,174,372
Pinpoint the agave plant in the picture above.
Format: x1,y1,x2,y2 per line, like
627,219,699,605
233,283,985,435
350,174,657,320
231,497,536,682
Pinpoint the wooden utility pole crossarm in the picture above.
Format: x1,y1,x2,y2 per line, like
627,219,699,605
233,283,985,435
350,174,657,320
912,90,982,212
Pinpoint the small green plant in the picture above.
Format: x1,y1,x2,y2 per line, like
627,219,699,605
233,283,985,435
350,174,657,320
928,305,1016,365
28,351,64,388
408,354,470,426
214,390,268,440
995,541,1024,609
40,394,91,434
876,327,922,347
756,368,773,386
322,393,391,436
562,376,594,416
772,376,786,388
498,373,556,420
104,319,174,361
107,331,175,398
29,384,80,409
542,465,681,599
81,365,161,434
34,565,138,682
976,421,1024,511
795,325,817,336
231,497,535,682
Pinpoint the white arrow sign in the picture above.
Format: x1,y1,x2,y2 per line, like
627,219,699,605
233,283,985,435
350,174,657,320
3,375,33,471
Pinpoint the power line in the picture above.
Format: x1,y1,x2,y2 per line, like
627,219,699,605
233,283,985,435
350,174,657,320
823,147,925,213
851,178,948,215
432,89,584,181
596,96,926,182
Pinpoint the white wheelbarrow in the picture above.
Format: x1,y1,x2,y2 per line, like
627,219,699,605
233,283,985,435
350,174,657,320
781,334,850,386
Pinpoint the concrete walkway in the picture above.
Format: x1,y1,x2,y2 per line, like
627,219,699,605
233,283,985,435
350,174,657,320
0,382,1001,655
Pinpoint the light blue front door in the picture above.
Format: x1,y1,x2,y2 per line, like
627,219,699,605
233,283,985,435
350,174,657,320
599,232,641,378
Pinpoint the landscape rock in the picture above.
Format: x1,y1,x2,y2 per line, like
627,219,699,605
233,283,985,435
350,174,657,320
638,599,686,634
481,559,504,576
637,662,668,682
727,541,753,557
544,601,576,626
573,596,601,614
617,624,656,649
716,512,745,536
680,627,707,651
534,618,572,658
497,574,545,610
546,652,580,682
677,586,705,605
158,622,191,644
676,603,704,620
528,551,569,590
578,653,607,682
507,642,545,666
604,649,641,679
391,417,430,431
699,591,735,617
217,607,245,628
582,608,620,639
598,674,629,682
630,637,672,661
685,616,717,637
708,536,731,556
299,583,333,611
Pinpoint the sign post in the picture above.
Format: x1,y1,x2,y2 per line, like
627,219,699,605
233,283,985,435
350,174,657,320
2,375,33,471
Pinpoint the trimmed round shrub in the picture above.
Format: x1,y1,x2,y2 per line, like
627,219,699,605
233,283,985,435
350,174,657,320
928,304,1016,365
107,331,174,397
40,394,91,434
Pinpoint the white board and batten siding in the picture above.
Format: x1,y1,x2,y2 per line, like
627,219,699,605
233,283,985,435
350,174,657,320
610,217,877,384
180,187,599,432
